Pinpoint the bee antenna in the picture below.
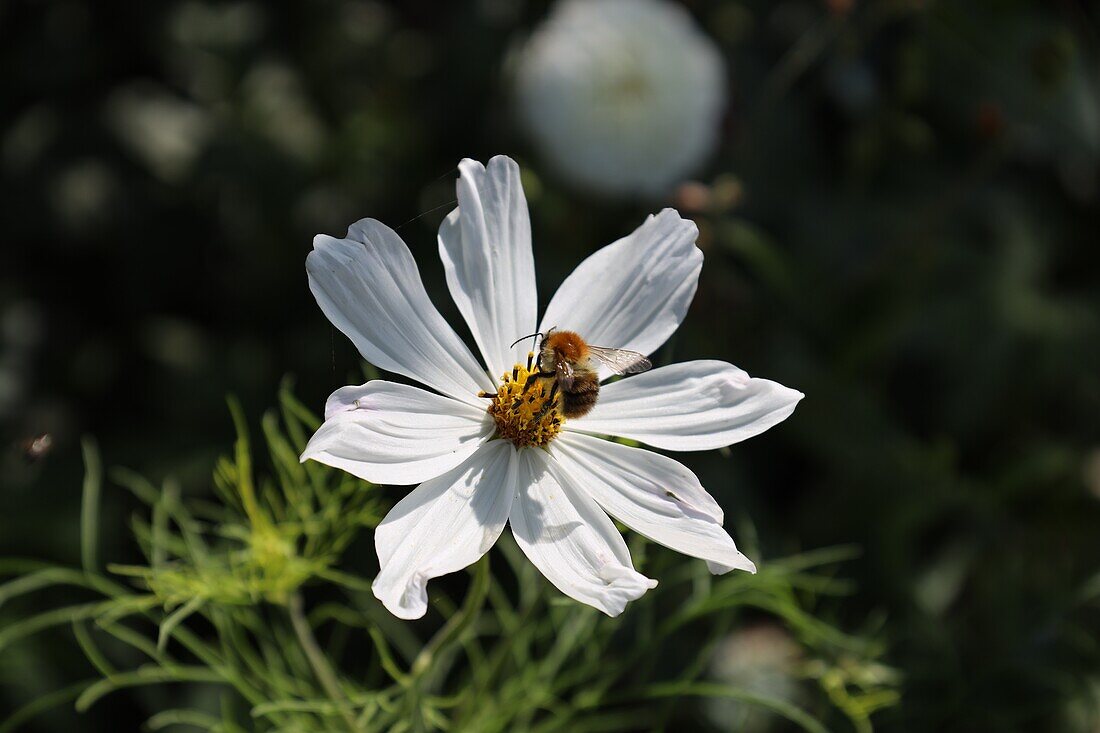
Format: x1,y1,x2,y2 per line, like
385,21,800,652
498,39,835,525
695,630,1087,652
510,331,544,349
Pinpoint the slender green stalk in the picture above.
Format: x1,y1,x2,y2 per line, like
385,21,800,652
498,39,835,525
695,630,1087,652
288,592,360,732
81,437,103,574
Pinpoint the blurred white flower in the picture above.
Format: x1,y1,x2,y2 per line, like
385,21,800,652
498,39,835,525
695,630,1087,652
302,155,801,619
242,63,326,162
105,82,212,182
49,160,116,231
707,625,805,733
514,0,727,197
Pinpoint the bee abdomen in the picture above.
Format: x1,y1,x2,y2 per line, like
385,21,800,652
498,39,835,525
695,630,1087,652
562,379,599,418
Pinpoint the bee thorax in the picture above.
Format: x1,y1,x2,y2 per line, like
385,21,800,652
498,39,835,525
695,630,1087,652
543,330,588,363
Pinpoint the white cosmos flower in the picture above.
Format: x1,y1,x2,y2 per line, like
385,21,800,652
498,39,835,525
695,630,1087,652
513,0,727,197
302,155,802,620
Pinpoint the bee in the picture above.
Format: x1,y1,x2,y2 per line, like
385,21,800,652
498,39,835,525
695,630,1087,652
512,328,652,419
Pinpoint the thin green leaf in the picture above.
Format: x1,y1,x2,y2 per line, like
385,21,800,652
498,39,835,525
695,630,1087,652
81,436,103,573
158,596,206,652
145,708,224,731
0,680,94,733
634,682,831,733
75,665,226,712
72,620,116,677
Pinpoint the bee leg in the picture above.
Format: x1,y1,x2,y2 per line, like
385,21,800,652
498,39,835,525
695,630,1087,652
532,381,560,423
521,369,555,394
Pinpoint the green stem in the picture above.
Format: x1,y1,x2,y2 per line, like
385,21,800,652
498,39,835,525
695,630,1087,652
287,592,359,732
227,397,269,532
412,556,490,677
81,437,103,574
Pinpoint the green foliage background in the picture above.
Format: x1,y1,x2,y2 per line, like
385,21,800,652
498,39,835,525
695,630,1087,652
1,1,1099,731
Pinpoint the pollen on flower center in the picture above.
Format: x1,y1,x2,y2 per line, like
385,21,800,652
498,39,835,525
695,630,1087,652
482,355,562,448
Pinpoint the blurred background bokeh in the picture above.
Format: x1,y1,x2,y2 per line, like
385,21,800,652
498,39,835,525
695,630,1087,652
2,0,1099,730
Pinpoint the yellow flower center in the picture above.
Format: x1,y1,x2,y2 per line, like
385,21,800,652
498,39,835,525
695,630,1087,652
483,355,562,448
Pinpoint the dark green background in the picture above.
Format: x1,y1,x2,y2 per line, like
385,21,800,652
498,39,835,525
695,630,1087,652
2,0,1098,730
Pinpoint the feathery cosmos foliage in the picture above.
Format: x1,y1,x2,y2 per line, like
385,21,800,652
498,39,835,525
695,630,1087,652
0,386,897,732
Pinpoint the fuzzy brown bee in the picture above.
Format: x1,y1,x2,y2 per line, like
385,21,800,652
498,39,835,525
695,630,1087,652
514,328,652,419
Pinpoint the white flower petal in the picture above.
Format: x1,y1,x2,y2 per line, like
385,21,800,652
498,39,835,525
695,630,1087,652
568,360,803,451
538,209,702,378
509,447,656,616
301,381,493,485
372,440,517,620
554,432,756,574
307,219,493,405
438,156,537,379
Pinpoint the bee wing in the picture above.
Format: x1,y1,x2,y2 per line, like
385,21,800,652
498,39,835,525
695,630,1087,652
556,358,575,390
587,346,652,375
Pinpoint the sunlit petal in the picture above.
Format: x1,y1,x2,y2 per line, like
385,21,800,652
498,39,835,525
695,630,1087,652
439,156,537,378
539,209,701,379
509,447,656,616
301,381,493,485
568,360,802,450
307,218,493,405
373,440,517,620
554,432,756,574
